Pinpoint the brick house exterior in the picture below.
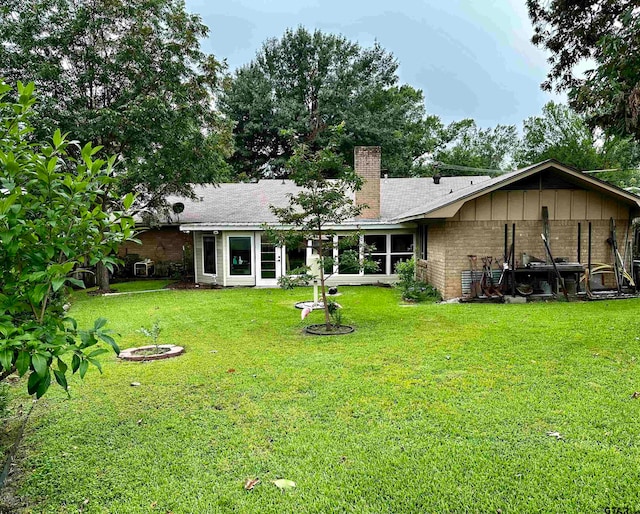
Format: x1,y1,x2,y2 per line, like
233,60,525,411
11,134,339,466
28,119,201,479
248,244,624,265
138,150,639,298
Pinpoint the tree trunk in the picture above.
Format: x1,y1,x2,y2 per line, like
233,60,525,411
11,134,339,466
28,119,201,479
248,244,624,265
95,261,111,293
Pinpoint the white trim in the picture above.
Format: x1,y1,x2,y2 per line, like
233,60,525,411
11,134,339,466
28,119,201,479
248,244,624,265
222,234,228,287
180,222,416,232
193,231,199,283
256,234,281,286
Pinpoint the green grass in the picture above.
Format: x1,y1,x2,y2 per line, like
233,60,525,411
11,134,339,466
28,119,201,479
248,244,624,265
10,285,640,513
78,279,174,298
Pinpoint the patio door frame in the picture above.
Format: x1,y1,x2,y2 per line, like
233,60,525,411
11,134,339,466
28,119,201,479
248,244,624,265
256,233,283,286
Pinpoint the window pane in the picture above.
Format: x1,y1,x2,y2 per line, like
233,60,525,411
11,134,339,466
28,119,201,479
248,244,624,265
203,236,216,275
338,236,359,274
364,234,386,253
286,244,306,274
391,254,412,273
230,237,252,275
365,255,386,275
260,240,276,279
391,234,414,253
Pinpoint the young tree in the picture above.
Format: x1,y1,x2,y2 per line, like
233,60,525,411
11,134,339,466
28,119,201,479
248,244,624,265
527,0,640,141
0,0,232,290
0,80,136,397
222,27,434,180
267,130,369,331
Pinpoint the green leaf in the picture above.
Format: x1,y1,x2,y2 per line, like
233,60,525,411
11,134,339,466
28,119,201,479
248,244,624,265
36,369,51,398
87,357,102,373
94,318,108,330
15,351,30,377
273,479,296,490
71,353,81,373
79,359,89,379
32,353,48,377
27,372,40,396
52,277,66,292
98,333,120,354
53,369,68,391
0,349,13,371
57,358,68,374
67,277,85,289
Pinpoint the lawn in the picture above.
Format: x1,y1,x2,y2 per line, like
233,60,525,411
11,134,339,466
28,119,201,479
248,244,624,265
6,285,640,513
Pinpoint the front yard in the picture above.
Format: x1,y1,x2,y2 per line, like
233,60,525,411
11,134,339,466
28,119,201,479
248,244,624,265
5,285,640,512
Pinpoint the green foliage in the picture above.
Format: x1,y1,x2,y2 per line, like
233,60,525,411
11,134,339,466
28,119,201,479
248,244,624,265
137,321,162,352
515,101,640,188
0,79,134,397
429,119,519,174
222,27,433,179
0,0,232,208
394,258,441,302
528,1,640,142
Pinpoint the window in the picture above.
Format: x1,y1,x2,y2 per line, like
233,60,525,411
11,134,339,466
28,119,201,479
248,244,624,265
229,237,252,275
390,234,414,272
285,244,306,274
203,235,216,275
338,235,360,274
364,234,387,275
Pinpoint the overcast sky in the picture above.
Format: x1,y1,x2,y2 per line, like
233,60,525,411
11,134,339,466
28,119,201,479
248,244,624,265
184,0,561,128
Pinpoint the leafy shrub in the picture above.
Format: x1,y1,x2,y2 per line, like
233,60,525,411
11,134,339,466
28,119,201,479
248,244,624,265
395,258,441,302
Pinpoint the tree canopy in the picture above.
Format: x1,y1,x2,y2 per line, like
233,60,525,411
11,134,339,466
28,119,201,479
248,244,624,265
425,119,519,175
515,101,640,188
222,27,435,179
527,0,640,141
0,0,232,207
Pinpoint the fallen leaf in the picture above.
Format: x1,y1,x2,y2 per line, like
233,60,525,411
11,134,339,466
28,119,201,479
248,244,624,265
227,368,236,373
273,479,296,490
131,382,141,387
137,419,143,426
631,391,640,399
244,477,260,490
150,501,158,508
546,431,563,440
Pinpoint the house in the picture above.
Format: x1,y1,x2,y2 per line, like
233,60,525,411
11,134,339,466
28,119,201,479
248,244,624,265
125,147,640,299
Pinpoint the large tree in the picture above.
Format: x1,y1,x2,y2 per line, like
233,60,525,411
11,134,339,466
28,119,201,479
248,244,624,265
0,0,231,205
527,0,640,141
0,0,232,290
427,119,519,175
222,27,435,179
515,101,640,188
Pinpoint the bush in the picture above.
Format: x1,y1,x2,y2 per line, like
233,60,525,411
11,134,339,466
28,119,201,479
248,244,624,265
395,258,441,302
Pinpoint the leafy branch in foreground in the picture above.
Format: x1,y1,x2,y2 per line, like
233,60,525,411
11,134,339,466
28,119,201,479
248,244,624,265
0,79,136,397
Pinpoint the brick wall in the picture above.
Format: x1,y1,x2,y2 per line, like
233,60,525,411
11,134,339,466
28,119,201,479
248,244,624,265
433,219,631,299
354,146,381,219
119,226,192,263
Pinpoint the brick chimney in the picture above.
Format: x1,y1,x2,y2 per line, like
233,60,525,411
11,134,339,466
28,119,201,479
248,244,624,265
354,146,381,219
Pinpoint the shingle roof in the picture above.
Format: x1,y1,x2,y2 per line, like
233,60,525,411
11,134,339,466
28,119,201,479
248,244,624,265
392,159,640,221
164,175,492,226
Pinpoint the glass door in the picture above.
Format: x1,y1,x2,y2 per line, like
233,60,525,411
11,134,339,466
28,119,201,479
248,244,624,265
257,235,282,286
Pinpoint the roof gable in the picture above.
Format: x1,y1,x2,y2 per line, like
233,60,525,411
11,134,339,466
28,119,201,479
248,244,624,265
394,160,640,221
